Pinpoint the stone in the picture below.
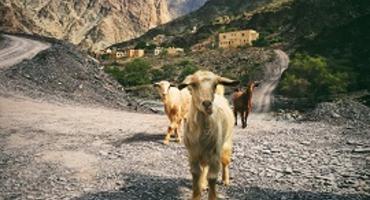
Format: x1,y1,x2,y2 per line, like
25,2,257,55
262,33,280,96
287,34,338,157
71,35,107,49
353,148,370,153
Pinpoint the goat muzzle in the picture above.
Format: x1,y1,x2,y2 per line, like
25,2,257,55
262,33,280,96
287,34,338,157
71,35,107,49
202,100,213,115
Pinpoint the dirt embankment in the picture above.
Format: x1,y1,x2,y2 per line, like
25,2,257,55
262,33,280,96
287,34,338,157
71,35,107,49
0,34,148,112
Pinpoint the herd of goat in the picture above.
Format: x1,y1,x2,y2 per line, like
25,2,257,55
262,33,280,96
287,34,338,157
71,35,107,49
153,70,259,200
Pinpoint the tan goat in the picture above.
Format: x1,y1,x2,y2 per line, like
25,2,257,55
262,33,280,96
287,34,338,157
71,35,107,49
179,71,239,200
154,81,190,144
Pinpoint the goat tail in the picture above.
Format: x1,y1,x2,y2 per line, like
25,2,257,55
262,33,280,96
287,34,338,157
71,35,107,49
216,85,225,96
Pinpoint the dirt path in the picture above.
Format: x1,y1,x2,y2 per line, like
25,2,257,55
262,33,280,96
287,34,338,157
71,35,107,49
253,50,289,112
0,95,369,200
0,35,50,69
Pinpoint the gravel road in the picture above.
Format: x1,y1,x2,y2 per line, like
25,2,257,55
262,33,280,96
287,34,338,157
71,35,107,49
1,95,369,200
0,35,50,69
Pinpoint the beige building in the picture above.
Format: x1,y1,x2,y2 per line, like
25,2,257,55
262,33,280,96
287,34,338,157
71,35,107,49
127,49,145,58
218,29,259,48
166,47,184,56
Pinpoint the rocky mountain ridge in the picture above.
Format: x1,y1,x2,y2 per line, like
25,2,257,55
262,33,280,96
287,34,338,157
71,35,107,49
0,0,205,52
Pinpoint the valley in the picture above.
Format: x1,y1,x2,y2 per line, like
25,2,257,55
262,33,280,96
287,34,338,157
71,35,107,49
1,0,370,199
0,34,369,200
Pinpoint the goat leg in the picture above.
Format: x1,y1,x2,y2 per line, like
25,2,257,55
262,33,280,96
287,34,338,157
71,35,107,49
233,109,238,126
207,159,220,200
242,111,246,129
190,161,202,200
221,149,231,185
200,165,209,191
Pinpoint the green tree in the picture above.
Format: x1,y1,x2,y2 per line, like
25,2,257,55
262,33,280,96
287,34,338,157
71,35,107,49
121,59,151,86
279,53,349,99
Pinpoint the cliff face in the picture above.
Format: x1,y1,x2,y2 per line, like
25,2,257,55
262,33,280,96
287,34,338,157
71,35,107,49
0,0,172,52
167,0,208,18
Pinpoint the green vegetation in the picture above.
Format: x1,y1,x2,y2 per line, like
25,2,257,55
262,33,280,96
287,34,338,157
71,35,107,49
252,36,270,47
104,59,199,87
105,59,151,87
135,41,156,51
279,53,350,100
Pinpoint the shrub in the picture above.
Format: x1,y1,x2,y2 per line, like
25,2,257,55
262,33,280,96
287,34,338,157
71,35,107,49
135,41,156,50
178,63,199,82
253,36,270,47
279,53,349,99
150,68,165,83
120,59,151,86
161,64,177,81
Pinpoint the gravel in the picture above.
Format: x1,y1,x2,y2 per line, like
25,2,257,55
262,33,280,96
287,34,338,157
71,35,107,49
304,99,370,127
0,37,151,112
0,97,369,200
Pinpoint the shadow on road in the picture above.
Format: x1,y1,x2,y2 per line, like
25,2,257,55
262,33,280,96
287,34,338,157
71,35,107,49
111,132,165,146
74,173,370,200
74,173,190,200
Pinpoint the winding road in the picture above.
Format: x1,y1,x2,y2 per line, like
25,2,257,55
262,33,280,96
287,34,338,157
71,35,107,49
253,49,289,112
0,34,50,69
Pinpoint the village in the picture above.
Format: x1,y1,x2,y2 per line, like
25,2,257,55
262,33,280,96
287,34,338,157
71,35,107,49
97,29,260,61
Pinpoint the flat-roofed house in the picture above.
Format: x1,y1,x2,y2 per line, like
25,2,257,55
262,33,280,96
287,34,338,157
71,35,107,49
219,29,259,48
127,49,145,58
167,47,184,56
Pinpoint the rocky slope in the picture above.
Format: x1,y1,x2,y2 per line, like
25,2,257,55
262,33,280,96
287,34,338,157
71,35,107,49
0,0,208,52
0,34,151,112
0,0,171,52
167,0,208,18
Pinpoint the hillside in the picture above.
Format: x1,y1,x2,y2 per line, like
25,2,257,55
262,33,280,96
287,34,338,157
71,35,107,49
111,0,370,102
0,34,152,112
0,0,205,52
168,0,208,18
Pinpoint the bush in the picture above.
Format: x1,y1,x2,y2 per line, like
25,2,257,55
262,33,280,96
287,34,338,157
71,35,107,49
178,62,199,82
120,59,151,87
253,36,270,47
135,41,156,50
150,68,165,83
279,53,349,99
161,64,177,81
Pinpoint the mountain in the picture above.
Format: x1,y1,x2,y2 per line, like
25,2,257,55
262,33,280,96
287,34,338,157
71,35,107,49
0,0,206,52
167,0,208,18
111,0,370,101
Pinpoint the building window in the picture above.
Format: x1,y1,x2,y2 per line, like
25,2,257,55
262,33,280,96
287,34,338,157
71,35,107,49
242,33,245,37
223,35,226,39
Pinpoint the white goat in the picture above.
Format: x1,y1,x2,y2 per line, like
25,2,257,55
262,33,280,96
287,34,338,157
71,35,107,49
178,70,239,200
154,81,190,144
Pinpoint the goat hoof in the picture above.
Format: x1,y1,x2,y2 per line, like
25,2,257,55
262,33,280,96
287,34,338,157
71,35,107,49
222,180,230,186
175,138,181,143
163,140,169,145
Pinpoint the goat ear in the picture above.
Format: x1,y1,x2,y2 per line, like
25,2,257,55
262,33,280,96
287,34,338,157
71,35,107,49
170,83,176,87
178,75,193,89
178,83,188,90
153,82,160,88
218,77,240,86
